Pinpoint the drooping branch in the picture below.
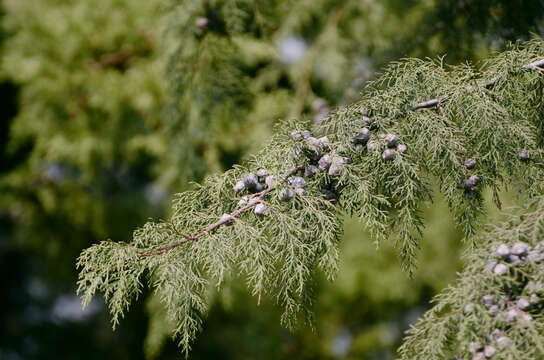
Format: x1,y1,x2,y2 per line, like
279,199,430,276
137,165,304,257
76,42,544,357
410,58,544,111
139,57,544,258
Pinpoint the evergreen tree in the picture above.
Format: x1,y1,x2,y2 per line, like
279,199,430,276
3,0,544,358
77,40,544,358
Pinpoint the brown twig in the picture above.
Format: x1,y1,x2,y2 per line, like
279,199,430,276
410,95,448,111
137,165,304,257
522,58,544,70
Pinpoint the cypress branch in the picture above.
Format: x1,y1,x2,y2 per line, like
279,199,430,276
411,57,543,111
77,40,544,356
136,165,304,257
399,196,544,360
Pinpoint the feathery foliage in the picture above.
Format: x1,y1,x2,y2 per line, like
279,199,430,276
77,40,544,356
400,196,544,360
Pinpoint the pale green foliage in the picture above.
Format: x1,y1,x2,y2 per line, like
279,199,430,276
0,0,169,253
77,241,146,328
2,0,166,177
317,40,544,268
77,41,544,356
159,0,401,185
399,196,544,360
79,151,342,353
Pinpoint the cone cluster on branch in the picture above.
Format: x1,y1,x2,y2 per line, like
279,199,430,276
76,41,544,358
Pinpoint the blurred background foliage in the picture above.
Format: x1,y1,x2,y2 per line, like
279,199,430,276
1,0,543,359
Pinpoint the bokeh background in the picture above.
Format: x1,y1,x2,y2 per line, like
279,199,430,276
1,0,544,359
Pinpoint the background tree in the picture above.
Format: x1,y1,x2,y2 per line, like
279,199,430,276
2,0,544,359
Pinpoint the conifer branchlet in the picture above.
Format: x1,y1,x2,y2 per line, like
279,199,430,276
77,41,544,357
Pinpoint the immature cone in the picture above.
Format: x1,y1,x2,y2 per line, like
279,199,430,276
464,158,476,169
243,173,258,188
385,133,398,148
195,17,209,28
464,175,480,188
396,144,407,153
290,130,303,140
265,175,276,188
288,176,306,188
317,136,330,148
304,165,318,177
328,164,343,176
234,180,245,193
382,149,395,161
489,329,501,341
339,156,352,164
307,136,321,148
495,244,510,258
463,303,474,314
496,336,511,348
256,169,268,180
293,143,304,159
505,254,519,263
353,128,371,144
511,241,529,255
493,263,508,275
278,188,294,202
292,130,311,140
485,261,497,272
516,298,530,310
505,308,518,323
254,203,268,216
219,213,234,224
318,155,332,170
237,196,248,207
519,149,530,161
304,137,324,160
483,345,496,358
367,141,378,151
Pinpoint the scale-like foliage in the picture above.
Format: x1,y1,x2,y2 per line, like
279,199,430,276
77,41,544,355
400,196,544,360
